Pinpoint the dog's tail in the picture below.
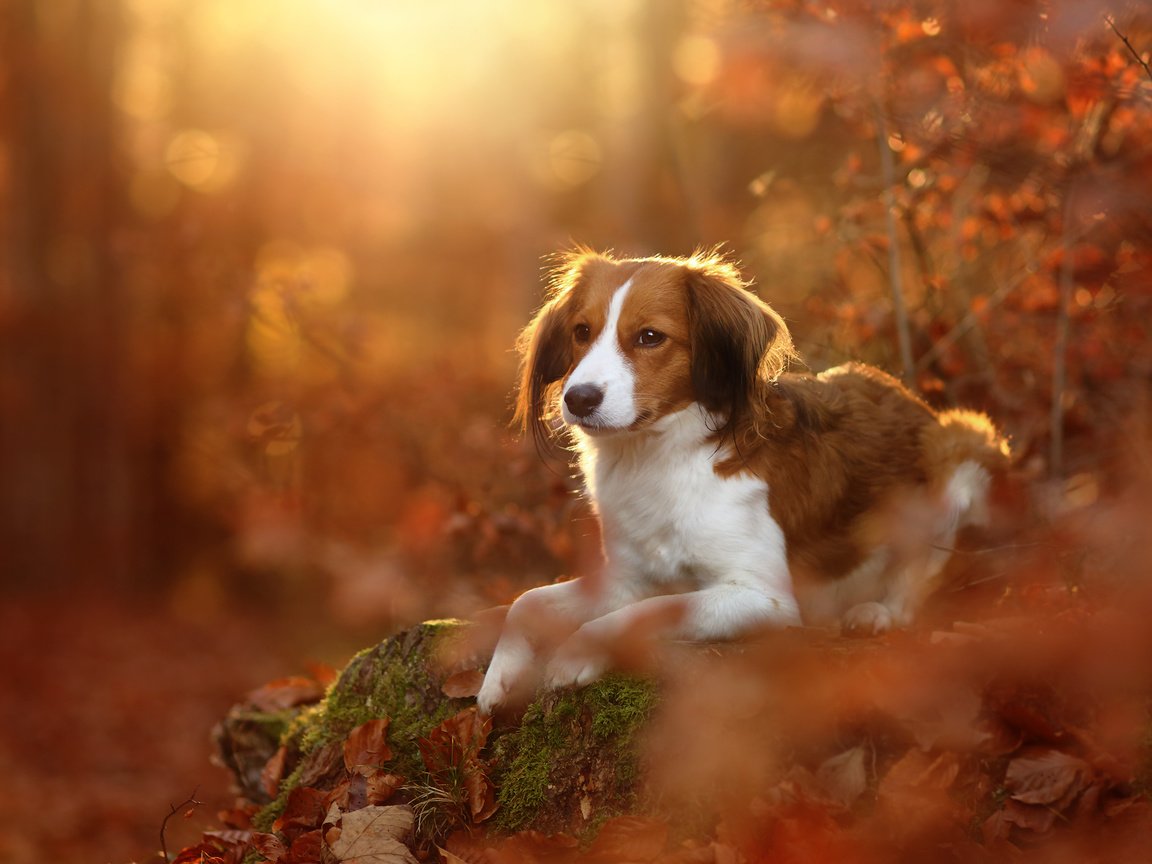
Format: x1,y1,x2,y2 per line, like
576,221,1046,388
922,409,1011,529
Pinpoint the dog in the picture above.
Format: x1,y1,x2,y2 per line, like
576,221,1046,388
476,249,1009,714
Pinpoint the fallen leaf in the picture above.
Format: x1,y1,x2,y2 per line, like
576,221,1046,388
283,829,323,864
325,805,419,864
365,770,405,805
297,741,345,789
418,707,498,822
345,718,394,772
246,676,327,712
437,847,470,864
1005,747,1089,807
218,803,259,829
274,786,328,839
1001,798,1057,835
441,669,484,699
248,831,288,862
261,745,288,797
876,749,966,839
814,745,868,809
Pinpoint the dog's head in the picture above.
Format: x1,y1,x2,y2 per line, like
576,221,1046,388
515,249,794,449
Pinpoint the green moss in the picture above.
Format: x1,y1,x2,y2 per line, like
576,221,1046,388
491,674,659,833
490,698,564,831
249,623,659,841
252,620,470,831
586,676,659,744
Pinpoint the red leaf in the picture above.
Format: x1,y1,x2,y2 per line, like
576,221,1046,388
246,676,327,712
344,717,394,772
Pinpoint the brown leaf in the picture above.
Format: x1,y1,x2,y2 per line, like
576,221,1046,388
1001,798,1057,835
249,831,288,862
814,746,868,809
261,745,288,798
418,707,497,823
246,675,327,712
297,741,345,789
463,764,498,822
172,842,227,864
325,805,418,864
880,748,960,797
582,816,669,863
274,786,329,839
441,669,484,699
218,803,259,830
1005,747,1090,807
344,718,394,773
365,770,405,806
283,829,323,864
876,749,966,839
326,777,364,814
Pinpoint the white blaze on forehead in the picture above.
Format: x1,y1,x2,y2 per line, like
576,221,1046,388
562,277,637,429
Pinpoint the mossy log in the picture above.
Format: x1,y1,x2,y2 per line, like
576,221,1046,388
214,620,660,844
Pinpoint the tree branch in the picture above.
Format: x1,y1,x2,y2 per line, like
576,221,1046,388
1106,15,1152,83
874,102,915,385
160,789,202,862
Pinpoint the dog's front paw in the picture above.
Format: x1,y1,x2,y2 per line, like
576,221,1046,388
841,601,894,637
543,631,609,691
476,639,535,716
476,670,512,717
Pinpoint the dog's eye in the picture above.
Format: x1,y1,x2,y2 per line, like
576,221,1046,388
573,323,591,343
636,328,665,347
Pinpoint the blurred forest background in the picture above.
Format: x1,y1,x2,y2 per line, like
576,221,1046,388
0,1,1149,862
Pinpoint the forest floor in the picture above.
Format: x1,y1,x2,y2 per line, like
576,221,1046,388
0,589,343,864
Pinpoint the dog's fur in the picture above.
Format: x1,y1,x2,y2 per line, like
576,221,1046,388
476,250,1009,714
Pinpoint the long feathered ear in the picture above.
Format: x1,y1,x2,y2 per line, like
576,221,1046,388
685,258,794,438
513,261,579,452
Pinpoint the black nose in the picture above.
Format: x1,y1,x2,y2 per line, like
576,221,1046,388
564,384,604,418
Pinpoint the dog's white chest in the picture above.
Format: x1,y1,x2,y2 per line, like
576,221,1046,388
578,408,782,594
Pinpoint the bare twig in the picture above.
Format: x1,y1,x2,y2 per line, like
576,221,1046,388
1106,15,1152,83
915,263,1034,373
159,789,202,862
874,102,915,385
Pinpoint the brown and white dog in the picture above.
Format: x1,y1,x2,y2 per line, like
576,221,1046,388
476,249,1009,714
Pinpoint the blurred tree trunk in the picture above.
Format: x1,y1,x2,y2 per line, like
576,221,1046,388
0,1,178,592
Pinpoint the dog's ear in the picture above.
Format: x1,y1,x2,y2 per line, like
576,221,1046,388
513,256,582,451
685,258,794,437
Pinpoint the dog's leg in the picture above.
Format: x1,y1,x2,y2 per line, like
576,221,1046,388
842,460,990,635
476,578,600,715
544,582,801,690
